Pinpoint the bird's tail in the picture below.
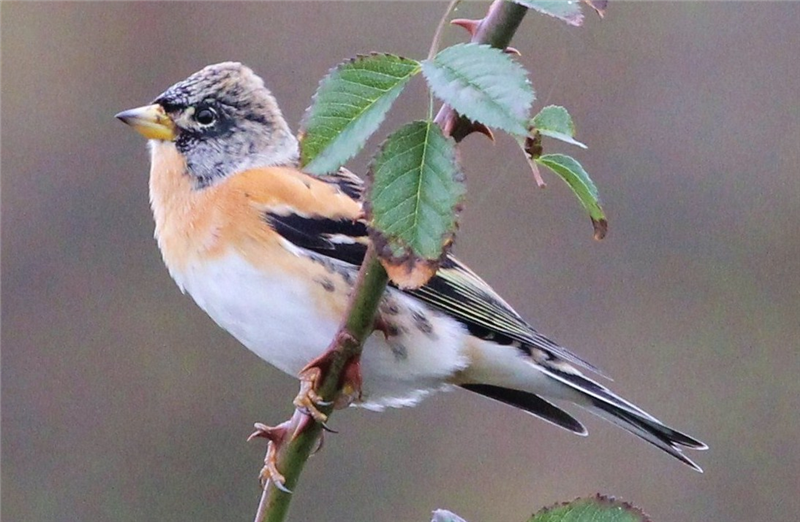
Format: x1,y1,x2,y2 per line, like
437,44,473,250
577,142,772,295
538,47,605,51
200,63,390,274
462,357,707,471
537,361,708,471
584,395,707,471
461,383,588,436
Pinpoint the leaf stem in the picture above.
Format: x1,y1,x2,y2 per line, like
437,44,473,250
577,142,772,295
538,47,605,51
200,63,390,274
427,0,463,62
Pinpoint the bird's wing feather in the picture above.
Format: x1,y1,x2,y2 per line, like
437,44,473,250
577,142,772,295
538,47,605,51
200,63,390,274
324,166,364,199
251,166,604,376
409,258,605,375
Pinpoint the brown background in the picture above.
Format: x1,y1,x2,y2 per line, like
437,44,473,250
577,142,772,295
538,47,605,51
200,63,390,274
3,2,799,521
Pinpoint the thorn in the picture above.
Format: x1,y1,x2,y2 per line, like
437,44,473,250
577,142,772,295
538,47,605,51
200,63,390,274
504,46,521,57
441,110,457,137
466,122,495,142
321,421,338,434
450,18,481,37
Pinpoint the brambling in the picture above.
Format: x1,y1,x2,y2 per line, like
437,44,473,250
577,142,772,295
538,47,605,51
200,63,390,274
117,62,706,472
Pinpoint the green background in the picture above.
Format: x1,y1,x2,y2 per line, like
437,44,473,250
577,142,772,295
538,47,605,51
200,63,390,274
3,2,799,521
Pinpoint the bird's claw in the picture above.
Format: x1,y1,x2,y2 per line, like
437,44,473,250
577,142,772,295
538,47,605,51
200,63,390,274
320,421,338,434
293,337,364,422
294,367,328,422
248,422,291,492
260,446,290,493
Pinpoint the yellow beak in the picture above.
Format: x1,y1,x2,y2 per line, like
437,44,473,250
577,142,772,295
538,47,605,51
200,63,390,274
115,104,176,141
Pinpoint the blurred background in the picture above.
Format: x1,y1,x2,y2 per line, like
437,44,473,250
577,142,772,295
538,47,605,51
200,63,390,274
3,2,799,521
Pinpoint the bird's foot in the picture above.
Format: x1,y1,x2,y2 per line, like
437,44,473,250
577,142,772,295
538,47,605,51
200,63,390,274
247,410,330,493
294,365,330,422
294,337,364,421
248,420,296,492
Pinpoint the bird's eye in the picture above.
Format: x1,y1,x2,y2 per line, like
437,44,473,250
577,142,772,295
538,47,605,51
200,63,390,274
194,107,217,126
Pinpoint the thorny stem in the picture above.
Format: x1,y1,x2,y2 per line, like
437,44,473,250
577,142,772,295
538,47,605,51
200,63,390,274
255,2,529,521
434,0,528,141
256,249,387,522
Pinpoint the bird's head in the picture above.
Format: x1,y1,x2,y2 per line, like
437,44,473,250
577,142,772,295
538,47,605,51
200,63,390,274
116,62,298,187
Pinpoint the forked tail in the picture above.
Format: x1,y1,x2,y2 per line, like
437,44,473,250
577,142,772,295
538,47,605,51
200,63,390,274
462,361,707,471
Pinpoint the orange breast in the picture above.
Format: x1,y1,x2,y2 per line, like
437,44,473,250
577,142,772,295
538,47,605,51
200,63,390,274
147,141,362,280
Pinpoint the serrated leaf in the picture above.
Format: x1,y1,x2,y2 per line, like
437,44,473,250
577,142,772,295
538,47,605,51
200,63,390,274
532,105,587,148
431,510,468,522
529,495,650,522
513,0,585,26
366,121,465,289
536,153,607,239
422,43,534,136
300,53,421,175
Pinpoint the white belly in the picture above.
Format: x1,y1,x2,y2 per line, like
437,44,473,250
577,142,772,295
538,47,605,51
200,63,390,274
171,252,470,409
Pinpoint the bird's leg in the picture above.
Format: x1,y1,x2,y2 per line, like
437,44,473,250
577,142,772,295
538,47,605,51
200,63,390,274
294,331,364,422
248,408,333,492
294,360,331,423
248,419,295,492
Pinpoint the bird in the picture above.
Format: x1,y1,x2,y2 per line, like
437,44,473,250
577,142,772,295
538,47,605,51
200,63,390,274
116,62,707,478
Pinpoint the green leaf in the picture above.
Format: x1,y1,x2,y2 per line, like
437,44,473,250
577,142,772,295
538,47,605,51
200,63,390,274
532,105,587,148
422,43,534,136
536,153,607,239
366,120,465,289
513,1,585,26
300,53,421,175
529,495,650,522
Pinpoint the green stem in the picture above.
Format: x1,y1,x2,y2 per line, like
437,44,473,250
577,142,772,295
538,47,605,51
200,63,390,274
255,2,529,521
435,0,528,143
257,250,387,522
474,0,528,49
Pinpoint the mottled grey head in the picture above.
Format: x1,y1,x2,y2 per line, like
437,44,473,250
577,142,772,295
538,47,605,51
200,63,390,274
118,62,298,187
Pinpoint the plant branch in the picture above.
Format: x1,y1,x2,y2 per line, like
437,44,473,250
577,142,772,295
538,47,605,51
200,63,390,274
435,0,529,141
255,2,530,521
255,248,387,522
